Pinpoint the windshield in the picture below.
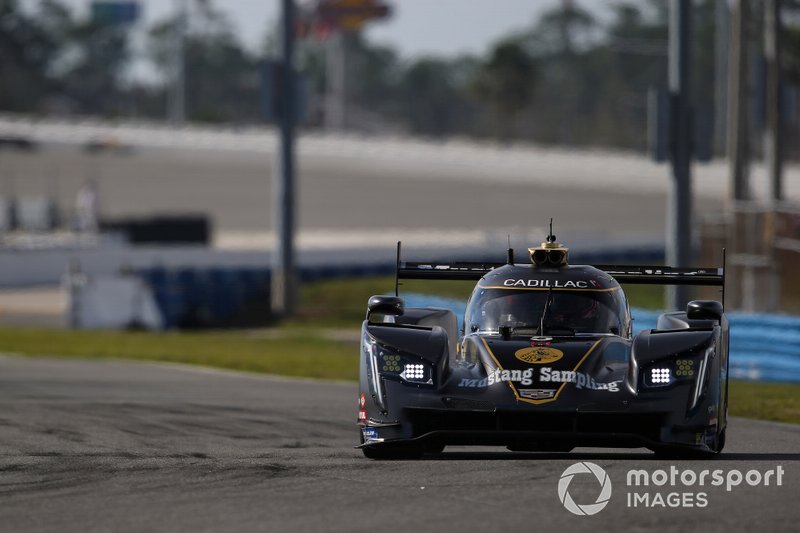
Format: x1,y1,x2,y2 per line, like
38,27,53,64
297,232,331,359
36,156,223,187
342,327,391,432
465,288,629,336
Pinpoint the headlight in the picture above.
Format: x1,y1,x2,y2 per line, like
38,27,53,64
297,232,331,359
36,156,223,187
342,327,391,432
363,333,435,387
649,367,672,385
642,357,697,388
675,358,695,378
379,351,434,386
378,352,433,385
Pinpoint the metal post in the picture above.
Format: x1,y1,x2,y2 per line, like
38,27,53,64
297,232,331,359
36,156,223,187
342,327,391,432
764,0,783,203
727,0,750,203
271,0,297,316
0,150,18,231
169,0,187,125
764,0,783,312
713,0,729,156
666,0,693,310
325,31,347,130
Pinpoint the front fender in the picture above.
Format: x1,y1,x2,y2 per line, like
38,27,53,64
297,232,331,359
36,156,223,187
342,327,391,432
627,329,716,394
633,329,715,364
365,323,450,369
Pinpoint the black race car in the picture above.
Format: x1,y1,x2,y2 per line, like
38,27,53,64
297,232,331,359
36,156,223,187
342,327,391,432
357,233,728,459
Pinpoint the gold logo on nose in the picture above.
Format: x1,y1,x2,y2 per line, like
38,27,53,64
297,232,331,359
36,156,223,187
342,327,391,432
515,347,564,364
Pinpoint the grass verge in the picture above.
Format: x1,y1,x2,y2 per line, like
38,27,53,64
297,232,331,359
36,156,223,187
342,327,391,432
0,328,358,381
727,381,800,425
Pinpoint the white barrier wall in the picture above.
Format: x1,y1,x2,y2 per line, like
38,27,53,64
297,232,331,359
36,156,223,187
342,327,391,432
66,274,163,330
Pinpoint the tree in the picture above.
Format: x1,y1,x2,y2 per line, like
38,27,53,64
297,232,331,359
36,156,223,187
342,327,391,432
783,1,800,159
531,0,597,57
0,0,64,112
0,0,135,115
148,0,261,122
515,1,599,145
786,1,800,83
58,18,131,115
471,40,536,140
393,56,477,137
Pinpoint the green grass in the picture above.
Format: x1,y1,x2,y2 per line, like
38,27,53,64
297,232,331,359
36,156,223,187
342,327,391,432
621,284,666,310
0,276,797,424
297,275,475,327
0,328,358,381
728,381,800,425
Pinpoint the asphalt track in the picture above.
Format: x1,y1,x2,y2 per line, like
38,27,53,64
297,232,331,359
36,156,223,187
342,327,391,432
1,356,799,532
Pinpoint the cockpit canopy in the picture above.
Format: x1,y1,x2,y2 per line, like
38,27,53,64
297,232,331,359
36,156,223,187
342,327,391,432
465,287,630,337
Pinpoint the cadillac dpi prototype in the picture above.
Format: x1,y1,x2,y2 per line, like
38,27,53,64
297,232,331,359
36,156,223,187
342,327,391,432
357,233,728,459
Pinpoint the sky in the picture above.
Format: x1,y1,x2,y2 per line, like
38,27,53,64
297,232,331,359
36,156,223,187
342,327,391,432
53,0,566,59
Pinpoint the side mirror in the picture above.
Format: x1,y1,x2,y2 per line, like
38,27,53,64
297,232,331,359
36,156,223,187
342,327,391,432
367,295,404,322
686,300,723,321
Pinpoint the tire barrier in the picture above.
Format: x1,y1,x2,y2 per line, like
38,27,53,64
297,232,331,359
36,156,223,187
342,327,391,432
137,263,396,328
139,267,271,328
101,215,211,245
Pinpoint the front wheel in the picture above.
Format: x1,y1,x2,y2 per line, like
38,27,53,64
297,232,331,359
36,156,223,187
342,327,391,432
713,427,726,454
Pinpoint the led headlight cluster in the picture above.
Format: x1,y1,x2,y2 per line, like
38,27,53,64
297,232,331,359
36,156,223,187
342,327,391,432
643,364,674,387
362,331,437,414
401,364,425,381
651,367,671,384
642,355,703,389
377,351,433,386
675,358,695,377
382,355,402,373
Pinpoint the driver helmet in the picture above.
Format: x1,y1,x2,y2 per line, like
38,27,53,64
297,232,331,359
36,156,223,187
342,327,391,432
551,296,599,325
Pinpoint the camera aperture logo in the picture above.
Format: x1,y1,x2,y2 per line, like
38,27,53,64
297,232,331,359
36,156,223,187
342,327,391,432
558,462,612,516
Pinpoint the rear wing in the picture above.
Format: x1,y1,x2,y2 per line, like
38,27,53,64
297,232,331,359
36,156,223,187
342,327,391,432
594,264,726,308
591,265,724,286
398,261,504,281
394,242,726,303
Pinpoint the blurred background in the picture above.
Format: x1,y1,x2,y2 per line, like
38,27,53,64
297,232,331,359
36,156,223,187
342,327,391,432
0,0,799,382
3,8,800,530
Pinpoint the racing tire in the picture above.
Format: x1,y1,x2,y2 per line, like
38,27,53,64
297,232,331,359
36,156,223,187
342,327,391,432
713,427,726,454
425,443,446,455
